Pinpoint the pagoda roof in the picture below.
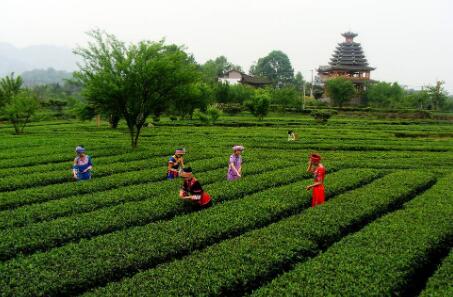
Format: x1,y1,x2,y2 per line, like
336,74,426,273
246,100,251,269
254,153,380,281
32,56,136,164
318,64,375,72
342,31,358,39
319,32,375,73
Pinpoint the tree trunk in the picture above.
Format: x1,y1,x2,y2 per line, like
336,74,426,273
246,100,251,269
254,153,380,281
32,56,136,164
133,126,141,148
109,114,120,128
127,124,143,148
96,114,101,127
13,123,21,135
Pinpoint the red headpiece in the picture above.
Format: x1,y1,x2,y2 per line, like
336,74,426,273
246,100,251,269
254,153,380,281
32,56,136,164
310,153,321,162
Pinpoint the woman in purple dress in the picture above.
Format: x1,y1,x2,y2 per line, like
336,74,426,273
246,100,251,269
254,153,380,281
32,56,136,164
227,145,244,181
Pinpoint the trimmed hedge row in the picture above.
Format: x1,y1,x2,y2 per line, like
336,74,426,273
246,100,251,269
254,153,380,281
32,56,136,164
252,173,453,297
83,171,435,296
419,249,453,297
0,150,221,191
0,146,130,169
0,157,292,229
0,144,222,178
0,148,171,178
0,157,163,192
0,156,228,210
255,142,451,152
0,169,380,297
0,161,318,260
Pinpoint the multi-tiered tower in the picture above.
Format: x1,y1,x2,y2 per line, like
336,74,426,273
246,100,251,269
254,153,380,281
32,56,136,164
318,32,375,94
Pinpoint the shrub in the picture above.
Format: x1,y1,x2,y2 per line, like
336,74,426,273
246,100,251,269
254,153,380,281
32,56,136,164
193,108,210,124
218,103,242,115
310,109,337,123
245,89,271,120
206,104,222,123
193,105,222,125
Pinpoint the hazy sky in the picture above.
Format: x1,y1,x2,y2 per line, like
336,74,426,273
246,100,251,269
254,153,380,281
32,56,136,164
1,0,452,92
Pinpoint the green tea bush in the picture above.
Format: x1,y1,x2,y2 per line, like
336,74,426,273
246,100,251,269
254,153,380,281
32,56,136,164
310,109,337,123
253,173,453,297
83,171,436,297
0,160,301,260
419,249,453,297
0,169,379,296
0,157,291,230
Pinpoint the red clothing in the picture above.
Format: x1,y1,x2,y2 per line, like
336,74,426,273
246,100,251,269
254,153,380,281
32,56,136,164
312,164,326,207
180,178,212,207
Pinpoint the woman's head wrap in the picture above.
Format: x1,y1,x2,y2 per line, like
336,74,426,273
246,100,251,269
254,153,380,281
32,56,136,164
175,148,186,155
232,145,244,152
310,153,321,162
180,167,193,177
75,146,86,154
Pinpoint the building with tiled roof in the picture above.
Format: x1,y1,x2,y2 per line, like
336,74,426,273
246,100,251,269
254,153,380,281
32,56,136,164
219,70,272,87
318,32,375,94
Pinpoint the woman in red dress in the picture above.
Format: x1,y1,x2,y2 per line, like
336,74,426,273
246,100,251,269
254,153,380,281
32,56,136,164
306,153,326,207
179,167,213,209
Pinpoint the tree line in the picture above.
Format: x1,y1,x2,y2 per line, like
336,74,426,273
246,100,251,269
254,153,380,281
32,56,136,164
0,30,451,147
326,77,450,111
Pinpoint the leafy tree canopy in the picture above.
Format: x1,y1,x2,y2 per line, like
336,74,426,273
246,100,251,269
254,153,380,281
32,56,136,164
249,50,294,87
325,77,356,107
3,90,39,134
74,30,200,147
426,81,448,111
365,81,404,107
201,56,241,83
0,73,23,108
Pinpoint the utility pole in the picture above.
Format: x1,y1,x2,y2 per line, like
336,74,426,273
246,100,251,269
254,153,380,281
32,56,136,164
310,69,314,98
302,82,305,110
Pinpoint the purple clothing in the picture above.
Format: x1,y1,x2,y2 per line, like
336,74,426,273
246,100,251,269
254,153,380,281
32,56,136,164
227,154,242,180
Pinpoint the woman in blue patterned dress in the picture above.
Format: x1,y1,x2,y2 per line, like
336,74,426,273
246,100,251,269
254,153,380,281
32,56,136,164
72,146,93,181
167,148,185,180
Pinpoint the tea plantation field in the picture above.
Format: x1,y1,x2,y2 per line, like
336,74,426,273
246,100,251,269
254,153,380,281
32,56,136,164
0,116,452,297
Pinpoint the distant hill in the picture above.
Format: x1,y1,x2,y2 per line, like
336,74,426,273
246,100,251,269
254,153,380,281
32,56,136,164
0,42,78,77
21,68,73,86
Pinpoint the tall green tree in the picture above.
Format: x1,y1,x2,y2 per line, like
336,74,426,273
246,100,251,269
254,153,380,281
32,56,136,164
365,81,404,107
227,84,254,104
3,90,39,134
426,81,448,111
402,90,430,110
270,86,301,107
249,50,294,87
201,56,241,83
170,82,213,119
293,71,305,90
74,30,199,148
325,77,356,107
0,73,23,109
